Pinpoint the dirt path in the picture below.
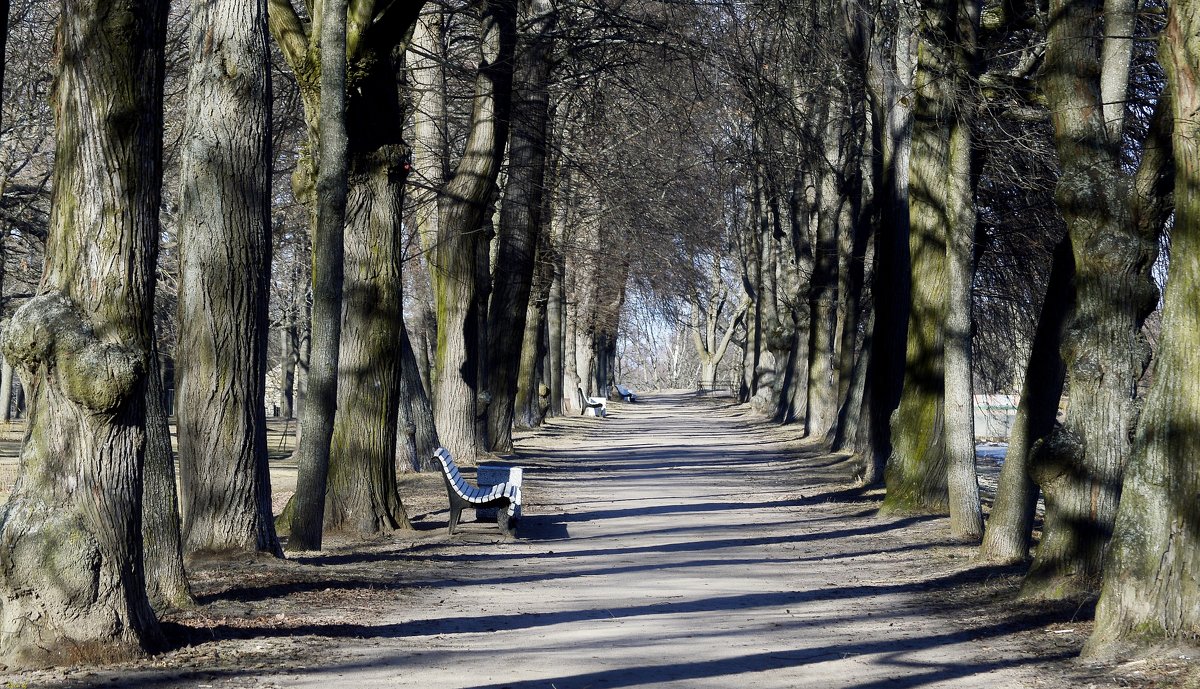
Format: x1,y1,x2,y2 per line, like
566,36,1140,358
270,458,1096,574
339,391,1056,689
7,392,1084,688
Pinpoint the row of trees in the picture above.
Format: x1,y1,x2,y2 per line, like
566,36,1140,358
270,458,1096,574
694,0,1196,659
0,0,715,665
0,0,1195,669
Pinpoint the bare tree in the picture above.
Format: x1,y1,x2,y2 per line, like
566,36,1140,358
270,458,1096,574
0,0,167,663
176,0,282,559
1022,0,1160,600
1089,2,1194,645
429,0,516,463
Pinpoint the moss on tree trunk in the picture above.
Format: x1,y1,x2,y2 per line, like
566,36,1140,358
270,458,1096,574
0,0,167,663
1087,1,1198,653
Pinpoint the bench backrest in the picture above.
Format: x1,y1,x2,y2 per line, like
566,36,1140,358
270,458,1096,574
434,448,472,498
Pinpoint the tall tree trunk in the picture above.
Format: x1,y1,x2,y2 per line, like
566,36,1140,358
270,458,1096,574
269,0,427,547
0,0,8,121
1089,7,1194,648
514,239,554,428
0,0,166,664
320,5,420,531
943,0,983,540
397,323,440,472
883,0,962,512
286,0,350,552
806,89,844,439
294,296,311,430
143,341,194,611
279,319,295,417
176,0,281,559
1023,0,1158,599
563,268,580,410
431,0,516,463
547,260,565,414
834,102,869,428
487,0,555,452
0,355,11,422
325,143,411,533
409,3,447,259
979,237,1071,563
854,0,914,484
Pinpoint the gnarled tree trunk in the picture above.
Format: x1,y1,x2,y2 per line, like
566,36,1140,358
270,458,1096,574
0,0,166,664
1088,16,1190,648
1022,0,1158,600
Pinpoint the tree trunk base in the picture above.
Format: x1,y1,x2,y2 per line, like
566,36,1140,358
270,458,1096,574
0,500,161,667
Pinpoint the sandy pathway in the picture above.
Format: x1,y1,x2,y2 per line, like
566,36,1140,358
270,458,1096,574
10,391,1064,689
276,391,1045,688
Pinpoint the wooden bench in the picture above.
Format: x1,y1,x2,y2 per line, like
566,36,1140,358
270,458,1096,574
577,387,607,417
433,448,522,538
615,384,638,402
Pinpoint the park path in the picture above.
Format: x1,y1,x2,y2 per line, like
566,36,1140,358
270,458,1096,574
276,391,1050,689
18,391,1066,689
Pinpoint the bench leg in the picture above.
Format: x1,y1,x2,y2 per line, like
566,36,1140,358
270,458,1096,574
448,505,463,535
497,509,515,539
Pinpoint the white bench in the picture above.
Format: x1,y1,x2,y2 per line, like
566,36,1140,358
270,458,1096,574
577,387,607,417
615,384,638,402
433,448,522,537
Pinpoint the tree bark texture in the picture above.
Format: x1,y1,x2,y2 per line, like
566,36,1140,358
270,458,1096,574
312,0,424,532
978,237,1071,563
883,0,963,513
514,234,555,428
805,89,845,439
1087,6,1194,650
834,301,873,453
0,355,12,422
1099,0,1134,145
286,0,350,551
431,0,516,463
409,3,447,260
325,142,412,533
547,260,565,414
854,0,914,484
396,324,440,472
1023,0,1159,599
268,0,426,546
142,344,194,611
176,0,281,559
942,0,983,541
279,320,295,417
486,0,555,452
563,268,580,411
0,0,166,664
0,0,8,128
294,297,311,433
